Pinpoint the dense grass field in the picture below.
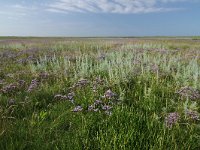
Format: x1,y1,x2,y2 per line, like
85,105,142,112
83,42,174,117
0,37,200,149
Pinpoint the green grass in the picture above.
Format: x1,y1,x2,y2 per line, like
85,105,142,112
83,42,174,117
0,38,200,149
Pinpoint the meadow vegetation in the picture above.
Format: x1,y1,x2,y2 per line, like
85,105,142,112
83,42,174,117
0,37,200,149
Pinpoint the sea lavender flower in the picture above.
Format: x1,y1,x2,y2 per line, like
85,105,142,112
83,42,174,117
77,79,88,86
54,94,68,101
27,79,39,92
104,89,116,99
88,105,95,111
88,105,99,112
186,110,199,121
67,92,75,100
54,94,63,99
165,112,180,128
93,108,99,112
72,79,89,88
102,105,112,111
1,83,18,93
94,100,103,105
176,86,200,100
72,106,83,112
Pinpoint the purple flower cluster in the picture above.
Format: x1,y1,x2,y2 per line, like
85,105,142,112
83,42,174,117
165,112,180,128
67,92,75,101
87,100,103,112
102,105,112,111
88,105,99,112
54,94,68,100
102,105,112,116
27,79,39,92
55,78,117,116
176,86,200,100
1,51,17,59
186,110,199,121
71,79,89,89
1,79,26,94
103,89,117,99
54,92,75,103
17,57,37,65
72,105,83,112
87,89,117,115
87,100,112,115
1,83,18,94
94,100,103,105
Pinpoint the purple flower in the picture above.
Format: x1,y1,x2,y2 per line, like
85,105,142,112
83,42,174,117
94,100,102,105
72,106,83,112
54,94,68,101
27,79,39,92
88,105,95,111
77,79,88,86
102,105,112,111
54,94,63,99
1,83,18,93
88,104,99,112
104,89,116,99
165,112,180,128
72,79,89,88
67,92,75,100
176,86,200,100
93,108,99,112
186,110,199,121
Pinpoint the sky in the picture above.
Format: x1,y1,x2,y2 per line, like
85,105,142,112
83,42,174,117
0,0,200,37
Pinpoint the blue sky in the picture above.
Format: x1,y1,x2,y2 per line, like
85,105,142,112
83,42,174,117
0,0,200,36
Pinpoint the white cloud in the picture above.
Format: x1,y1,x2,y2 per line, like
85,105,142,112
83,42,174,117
0,3,41,21
11,4,38,11
47,0,192,14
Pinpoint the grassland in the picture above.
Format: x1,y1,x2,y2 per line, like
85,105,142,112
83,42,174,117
0,37,200,149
